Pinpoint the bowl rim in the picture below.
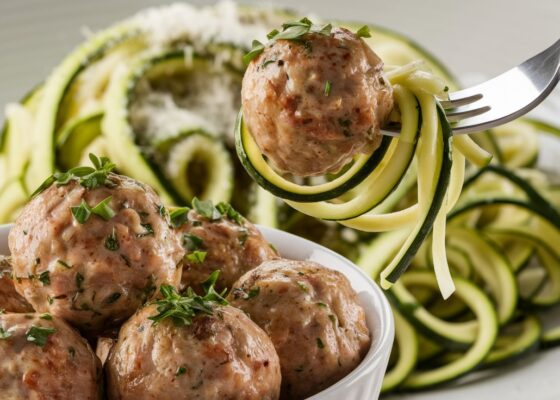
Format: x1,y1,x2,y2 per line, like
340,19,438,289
257,225,395,399
0,223,394,398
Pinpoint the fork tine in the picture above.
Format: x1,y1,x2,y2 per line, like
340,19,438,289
439,93,483,109
445,105,491,123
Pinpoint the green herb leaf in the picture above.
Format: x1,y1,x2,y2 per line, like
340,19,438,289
71,200,92,224
169,207,190,228
149,272,228,327
216,202,243,224
26,326,56,347
68,346,76,359
356,25,371,38
245,286,260,299
182,233,203,252
39,313,52,320
30,175,56,198
137,223,154,238
324,80,332,96
0,327,12,340
38,271,50,286
297,281,308,292
316,337,325,349
57,260,72,269
76,273,84,291
314,23,332,36
105,228,119,251
176,366,187,376
186,251,207,264
243,40,265,65
106,292,121,304
192,198,221,221
267,29,279,40
274,24,310,40
91,196,115,221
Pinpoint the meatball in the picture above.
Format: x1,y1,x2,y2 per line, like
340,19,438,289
0,313,101,399
241,27,393,176
9,173,184,334
176,203,278,293
0,256,33,313
106,303,281,400
228,259,371,399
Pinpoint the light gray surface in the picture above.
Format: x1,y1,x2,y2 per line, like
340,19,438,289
0,0,559,109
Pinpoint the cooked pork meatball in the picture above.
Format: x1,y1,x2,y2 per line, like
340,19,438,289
0,256,33,313
0,313,101,399
9,173,184,334
176,202,278,293
229,259,371,400
242,26,393,176
106,303,281,400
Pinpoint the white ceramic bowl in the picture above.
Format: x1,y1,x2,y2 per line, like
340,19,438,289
0,223,394,400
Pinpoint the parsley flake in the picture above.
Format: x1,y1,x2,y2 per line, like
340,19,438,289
316,337,325,349
137,223,154,238
176,366,187,376
169,207,190,228
26,326,56,347
243,40,265,65
324,80,332,96
149,271,228,327
192,198,221,221
105,228,119,251
356,25,371,38
71,200,91,224
39,313,53,320
0,327,12,340
182,233,203,252
38,271,50,286
216,202,243,224
186,251,207,264
91,196,115,221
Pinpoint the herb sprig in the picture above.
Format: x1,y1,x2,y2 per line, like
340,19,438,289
149,271,228,327
243,17,333,64
32,154,116,198
26,326,56,347
71,196,116,224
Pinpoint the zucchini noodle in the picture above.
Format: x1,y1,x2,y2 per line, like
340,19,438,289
236,61,478,297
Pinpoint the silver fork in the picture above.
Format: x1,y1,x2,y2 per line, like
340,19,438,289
382,38,560,136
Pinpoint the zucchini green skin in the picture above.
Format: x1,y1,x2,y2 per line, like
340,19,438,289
383,104,453,284
235,112,394,202
56,110,103,170
27,21,139,191
398,271,498,390
483,314,541,368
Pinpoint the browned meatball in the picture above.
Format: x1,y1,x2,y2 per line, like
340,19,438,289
9,174,184,335
106,303,281,400
0,256,33,313
242,27,393,176
229,259,371,400
0,313,101,399
175,202,278,293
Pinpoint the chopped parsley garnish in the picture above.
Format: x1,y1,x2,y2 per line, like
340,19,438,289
316,302,328,308
238,228,249,246
91,196,115,221
192,198,221,221
105,228,119,251
246,287,260,299
71,196,115,224
76,273,84,292
338,118,352,127
32,153,116,198
137,223,154,238
297,282,308,292
355,25,371,38
156,204,167,218
57,260,72,269
68,346,76,359
149,271,228,327
0,327,12,340
216,202,243,224
169,207,190,228
243,18,333,64
444,85,450,92
316,337,325,349
38,271,50,286
71,200,91,224
329,314,338,328
261,58,277,68
186,251,207,264
39,313,52,320
106,292,121,304
324,80,332,96
26,326,56,347
176,366,187,376
182,233,203,252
